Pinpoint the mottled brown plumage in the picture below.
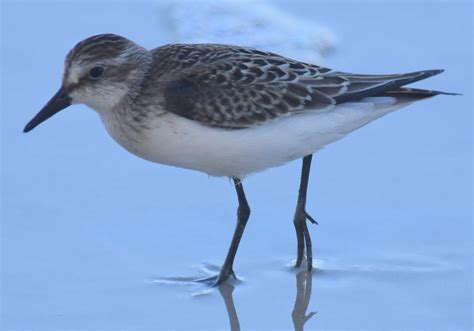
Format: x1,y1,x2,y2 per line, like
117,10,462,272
136,43,451,128
55,34,454,131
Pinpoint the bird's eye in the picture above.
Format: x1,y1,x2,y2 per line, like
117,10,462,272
89,66,105,79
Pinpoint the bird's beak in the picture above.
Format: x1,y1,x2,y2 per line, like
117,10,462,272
23,86,72,133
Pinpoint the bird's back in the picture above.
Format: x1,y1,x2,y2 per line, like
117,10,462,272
144,43,453,130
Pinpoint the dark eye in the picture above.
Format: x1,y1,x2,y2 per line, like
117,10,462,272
89,66,104,79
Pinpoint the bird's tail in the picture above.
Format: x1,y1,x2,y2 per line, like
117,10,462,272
376,87,460,103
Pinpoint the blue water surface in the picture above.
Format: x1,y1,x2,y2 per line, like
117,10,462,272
1,1,472,330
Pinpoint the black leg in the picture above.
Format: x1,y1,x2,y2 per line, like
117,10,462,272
215,178,251,285
293,155,317,270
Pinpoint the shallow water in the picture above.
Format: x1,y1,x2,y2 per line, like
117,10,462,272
1,0,472,330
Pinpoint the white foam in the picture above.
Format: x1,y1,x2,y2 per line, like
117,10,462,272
156,0,336,63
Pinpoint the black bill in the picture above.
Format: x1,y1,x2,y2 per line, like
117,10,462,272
23,86,72,133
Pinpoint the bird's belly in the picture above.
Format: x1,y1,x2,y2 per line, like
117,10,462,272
104,97,407,178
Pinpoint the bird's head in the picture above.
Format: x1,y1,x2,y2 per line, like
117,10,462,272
24,34,152,133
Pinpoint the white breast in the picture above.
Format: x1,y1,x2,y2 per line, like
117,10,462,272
101,97,411,178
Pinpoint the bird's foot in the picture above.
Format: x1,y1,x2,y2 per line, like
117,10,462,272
294,206,318,226
152,263,238,288
196,267,237,287
293,207,317,270
303,210,318,225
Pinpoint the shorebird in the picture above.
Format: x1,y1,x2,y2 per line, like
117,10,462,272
24,34,455,285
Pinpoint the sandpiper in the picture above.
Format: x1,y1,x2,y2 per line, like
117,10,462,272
24,34,456,285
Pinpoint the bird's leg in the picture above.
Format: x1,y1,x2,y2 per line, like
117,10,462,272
213,178,251,285
293,155,317,270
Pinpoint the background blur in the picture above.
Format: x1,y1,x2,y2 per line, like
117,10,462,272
1,0,472,330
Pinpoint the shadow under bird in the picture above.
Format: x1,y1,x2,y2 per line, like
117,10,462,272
24,34,457,285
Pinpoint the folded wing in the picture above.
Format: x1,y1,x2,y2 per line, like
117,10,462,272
157,44,449,128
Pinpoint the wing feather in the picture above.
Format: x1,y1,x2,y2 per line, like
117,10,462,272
150,44,446,128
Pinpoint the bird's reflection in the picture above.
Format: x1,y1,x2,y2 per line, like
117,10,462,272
218,282,241,331
291,270,317,331
217,270,316,331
